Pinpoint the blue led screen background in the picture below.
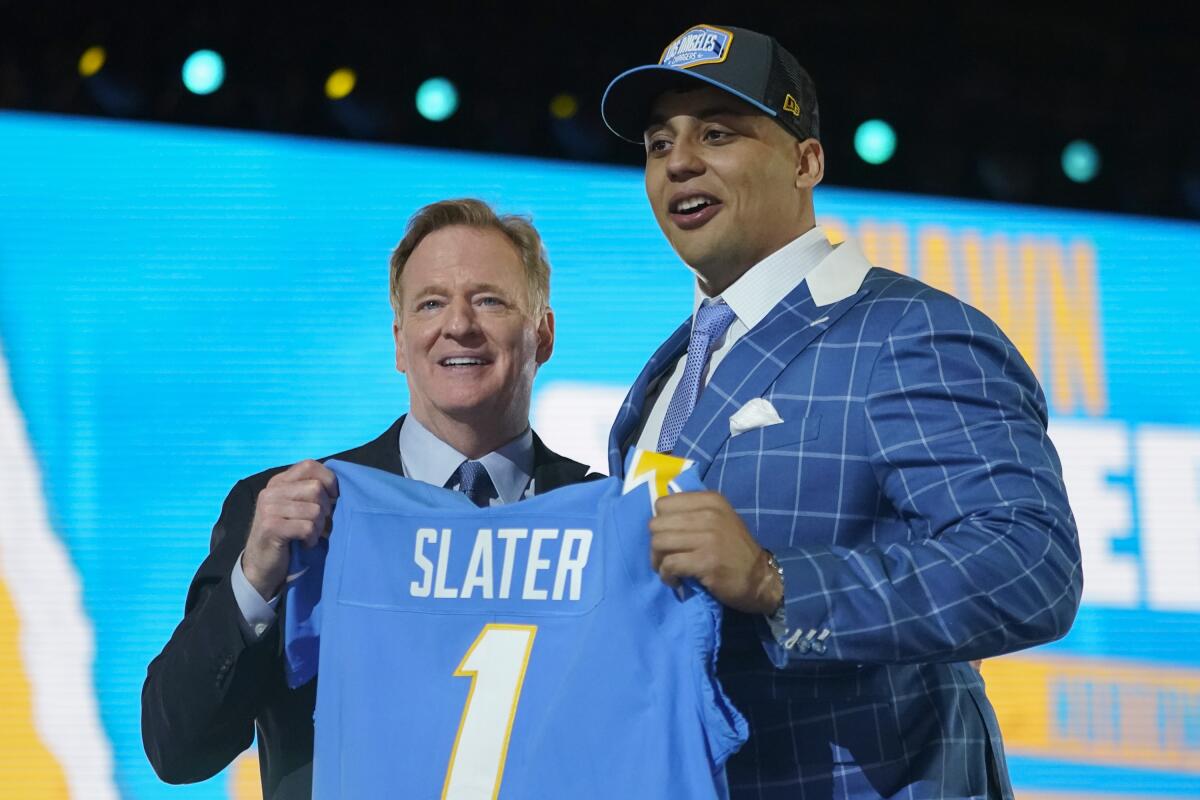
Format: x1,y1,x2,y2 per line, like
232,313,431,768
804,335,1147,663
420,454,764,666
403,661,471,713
1,112,1198,798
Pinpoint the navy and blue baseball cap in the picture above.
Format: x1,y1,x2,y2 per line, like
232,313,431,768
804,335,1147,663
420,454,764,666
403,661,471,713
601,24,820,145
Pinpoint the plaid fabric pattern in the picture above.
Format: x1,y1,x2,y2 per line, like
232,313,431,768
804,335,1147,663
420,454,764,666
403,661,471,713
609,264,1082,800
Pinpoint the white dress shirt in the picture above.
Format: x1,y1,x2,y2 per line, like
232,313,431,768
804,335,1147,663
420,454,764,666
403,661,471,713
634,226,833,451
231,415,535,638
397,414,535,505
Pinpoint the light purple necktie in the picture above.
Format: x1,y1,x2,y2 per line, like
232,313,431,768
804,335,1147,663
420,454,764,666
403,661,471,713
450,460,495,507
656,300,737,453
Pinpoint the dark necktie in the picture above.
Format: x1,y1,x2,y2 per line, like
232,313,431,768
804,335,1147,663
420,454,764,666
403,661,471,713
450,460,496,507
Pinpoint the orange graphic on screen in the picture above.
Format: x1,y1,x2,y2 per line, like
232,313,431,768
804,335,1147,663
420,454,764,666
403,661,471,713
229,750,263,799
984,653,1200,774
0,576,69,797
820,216,1110,417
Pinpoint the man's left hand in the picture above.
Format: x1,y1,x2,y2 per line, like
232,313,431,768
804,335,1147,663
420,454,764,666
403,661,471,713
649,491,782,614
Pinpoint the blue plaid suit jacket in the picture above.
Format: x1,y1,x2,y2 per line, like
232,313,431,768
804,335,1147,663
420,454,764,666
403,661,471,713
608,241,1082,800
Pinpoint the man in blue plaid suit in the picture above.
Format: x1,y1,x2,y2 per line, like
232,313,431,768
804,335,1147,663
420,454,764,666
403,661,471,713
600,24,1082,800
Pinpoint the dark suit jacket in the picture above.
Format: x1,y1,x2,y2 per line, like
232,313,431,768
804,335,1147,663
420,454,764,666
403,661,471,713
141,416,594,799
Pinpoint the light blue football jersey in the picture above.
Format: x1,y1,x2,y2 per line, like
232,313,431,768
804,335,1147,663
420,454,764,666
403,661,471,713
285,451,747,799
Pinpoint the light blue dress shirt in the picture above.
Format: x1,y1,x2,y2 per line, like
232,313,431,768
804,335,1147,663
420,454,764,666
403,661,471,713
231,416,535,638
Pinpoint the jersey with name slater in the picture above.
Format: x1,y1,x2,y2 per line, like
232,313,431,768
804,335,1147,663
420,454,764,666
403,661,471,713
284,453,747,800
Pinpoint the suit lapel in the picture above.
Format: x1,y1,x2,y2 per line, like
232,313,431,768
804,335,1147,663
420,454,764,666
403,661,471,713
329,416,407,476
613,239,877,477
607,319,691,476
675,267,872,476
531,431,596,491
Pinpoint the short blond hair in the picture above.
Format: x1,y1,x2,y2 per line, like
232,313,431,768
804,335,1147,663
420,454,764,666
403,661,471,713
389,198,551,321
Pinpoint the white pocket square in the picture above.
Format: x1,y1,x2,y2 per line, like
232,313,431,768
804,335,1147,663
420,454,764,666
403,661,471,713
729,398,784,436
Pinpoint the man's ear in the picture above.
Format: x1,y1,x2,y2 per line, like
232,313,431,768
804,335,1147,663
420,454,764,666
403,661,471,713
535,308,555,366
393,317,407,373
794,138,825,189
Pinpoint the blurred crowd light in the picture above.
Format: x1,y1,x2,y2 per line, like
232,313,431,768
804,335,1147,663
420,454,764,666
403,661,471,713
416,77,458,122
1062,139,1101,184
854,119,897,165
325,68,357,101
181,50,225,95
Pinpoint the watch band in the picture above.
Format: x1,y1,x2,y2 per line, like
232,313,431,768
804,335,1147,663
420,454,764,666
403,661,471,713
763,548,785,615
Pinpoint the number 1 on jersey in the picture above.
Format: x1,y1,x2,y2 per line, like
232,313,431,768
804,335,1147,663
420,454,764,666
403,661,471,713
442,624,537,800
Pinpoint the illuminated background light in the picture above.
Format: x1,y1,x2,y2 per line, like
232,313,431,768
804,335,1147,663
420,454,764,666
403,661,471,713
181,49,225,95
415,77,458,122
549,93,578,120
78,46,106,78
854,119,897,165
325,68,357,101
1062,139,1100,183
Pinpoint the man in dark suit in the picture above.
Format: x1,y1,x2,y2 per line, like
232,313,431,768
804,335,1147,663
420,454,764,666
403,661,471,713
600,25,1081,799
141,198,592,799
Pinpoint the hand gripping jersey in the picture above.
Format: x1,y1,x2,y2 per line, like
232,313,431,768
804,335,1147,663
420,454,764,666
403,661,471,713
284,450,747,799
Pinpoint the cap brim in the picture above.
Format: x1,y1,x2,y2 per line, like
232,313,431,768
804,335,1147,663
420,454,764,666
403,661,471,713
601,64,778,144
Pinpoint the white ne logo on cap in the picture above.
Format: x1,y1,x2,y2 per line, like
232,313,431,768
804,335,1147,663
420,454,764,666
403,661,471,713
658,25,734,69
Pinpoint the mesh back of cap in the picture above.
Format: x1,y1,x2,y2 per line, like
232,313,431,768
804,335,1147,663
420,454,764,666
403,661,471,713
773,43,820,140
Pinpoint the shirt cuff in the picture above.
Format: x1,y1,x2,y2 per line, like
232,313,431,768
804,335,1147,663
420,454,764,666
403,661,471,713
231,550,279,640
765,605,789,642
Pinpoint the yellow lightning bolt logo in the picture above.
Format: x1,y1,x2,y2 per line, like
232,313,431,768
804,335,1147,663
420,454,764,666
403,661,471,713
622,449,695,511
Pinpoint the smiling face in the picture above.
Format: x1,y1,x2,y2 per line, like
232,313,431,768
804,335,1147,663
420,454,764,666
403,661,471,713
643,85,824,295
393,225,553,453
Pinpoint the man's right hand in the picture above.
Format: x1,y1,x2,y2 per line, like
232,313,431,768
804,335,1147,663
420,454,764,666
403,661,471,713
241,459,339,601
